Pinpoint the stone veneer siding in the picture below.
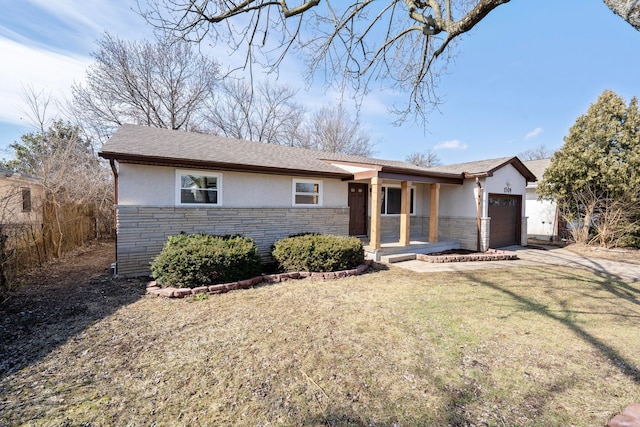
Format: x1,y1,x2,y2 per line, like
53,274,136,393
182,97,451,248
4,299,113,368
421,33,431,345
364,214,522,251
374,216,428,239
368,215,482,249
116,206,349,277
436,216,488,251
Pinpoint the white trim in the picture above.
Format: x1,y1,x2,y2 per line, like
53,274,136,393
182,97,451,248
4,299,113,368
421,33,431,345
292,178,323,207
380,185,416,216
175,169,222,206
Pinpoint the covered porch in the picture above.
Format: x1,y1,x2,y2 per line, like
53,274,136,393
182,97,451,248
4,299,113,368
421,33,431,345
334,160,465,261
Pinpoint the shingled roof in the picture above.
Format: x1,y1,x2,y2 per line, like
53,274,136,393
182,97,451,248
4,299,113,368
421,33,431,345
99,125,534,183
429,156,537,183
522,158,551,186
100,125,462,181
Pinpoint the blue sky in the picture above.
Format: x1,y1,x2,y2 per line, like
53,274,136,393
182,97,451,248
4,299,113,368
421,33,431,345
0,1,638,165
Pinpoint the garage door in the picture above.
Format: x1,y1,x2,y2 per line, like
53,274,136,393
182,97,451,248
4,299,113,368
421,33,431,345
488,194,521,248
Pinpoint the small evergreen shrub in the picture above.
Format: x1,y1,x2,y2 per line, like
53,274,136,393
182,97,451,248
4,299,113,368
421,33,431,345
271,234,364,273
151,233,262,288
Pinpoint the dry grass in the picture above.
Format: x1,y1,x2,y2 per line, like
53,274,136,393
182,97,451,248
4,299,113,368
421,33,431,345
1,242,640,426
564,243,640,265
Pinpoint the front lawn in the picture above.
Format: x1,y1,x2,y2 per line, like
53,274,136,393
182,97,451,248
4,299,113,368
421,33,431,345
1,248,639,426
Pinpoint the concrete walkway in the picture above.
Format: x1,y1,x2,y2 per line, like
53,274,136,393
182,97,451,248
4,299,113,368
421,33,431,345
392,245,640,282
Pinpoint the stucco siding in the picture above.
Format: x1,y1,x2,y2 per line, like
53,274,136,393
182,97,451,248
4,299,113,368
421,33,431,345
484,164,527,197
118,164,348,208
118,164,175,206
115,206,349,276
438,181,478,217
0,180,44,225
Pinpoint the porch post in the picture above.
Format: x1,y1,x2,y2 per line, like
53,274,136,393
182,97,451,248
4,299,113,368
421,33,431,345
429,183,440,242
400,180,411,246
370,176,382,250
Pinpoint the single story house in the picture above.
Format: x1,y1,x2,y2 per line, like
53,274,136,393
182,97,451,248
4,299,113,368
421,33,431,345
99,125,536,277
0,167,43,226
523,158,562,241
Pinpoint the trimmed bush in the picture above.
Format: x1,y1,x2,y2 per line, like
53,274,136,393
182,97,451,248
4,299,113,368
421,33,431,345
151,233,262,288
271,234,364,273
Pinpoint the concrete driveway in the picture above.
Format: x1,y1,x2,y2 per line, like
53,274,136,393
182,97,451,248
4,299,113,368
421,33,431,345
392,245,640,282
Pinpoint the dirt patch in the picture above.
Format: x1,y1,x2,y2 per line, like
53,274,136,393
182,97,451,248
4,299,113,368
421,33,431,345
0,240,146,376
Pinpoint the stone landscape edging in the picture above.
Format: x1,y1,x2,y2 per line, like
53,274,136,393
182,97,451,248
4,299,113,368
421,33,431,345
146,260,374,298
416,249,518,263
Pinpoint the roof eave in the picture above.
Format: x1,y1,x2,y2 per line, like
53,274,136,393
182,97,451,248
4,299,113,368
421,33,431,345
98,152,353,180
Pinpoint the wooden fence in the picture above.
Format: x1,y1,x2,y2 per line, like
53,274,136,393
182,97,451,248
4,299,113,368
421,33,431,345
0,202,113,287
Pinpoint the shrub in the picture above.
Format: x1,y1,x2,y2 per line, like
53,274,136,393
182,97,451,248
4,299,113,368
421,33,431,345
151,233,262,288
271,234,364,272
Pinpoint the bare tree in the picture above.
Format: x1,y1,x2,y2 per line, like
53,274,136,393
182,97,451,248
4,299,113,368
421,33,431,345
71,33,220,142
302,104,376,156
205,80,307,146
405,149,442,167
603,0,640,30
141,1,639,125
518,144,554,161
3,89,113,257
141,0,511,122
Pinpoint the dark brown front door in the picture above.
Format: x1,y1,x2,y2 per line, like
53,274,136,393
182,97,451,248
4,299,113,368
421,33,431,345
348,183,368,235
488,193,521,248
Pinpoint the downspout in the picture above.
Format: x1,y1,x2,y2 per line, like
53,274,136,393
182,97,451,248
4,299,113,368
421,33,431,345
109,159,118,205
109,159,118,275
476,177,482,252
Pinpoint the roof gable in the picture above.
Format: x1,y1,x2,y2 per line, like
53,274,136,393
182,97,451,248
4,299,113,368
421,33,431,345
429,156,537,183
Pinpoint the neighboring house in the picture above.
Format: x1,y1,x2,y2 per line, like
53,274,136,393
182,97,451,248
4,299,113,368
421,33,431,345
99,125,536,276
523,158,560,241
0,167,43,227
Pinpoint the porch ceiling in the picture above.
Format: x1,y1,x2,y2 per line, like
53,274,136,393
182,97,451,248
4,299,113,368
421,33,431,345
346,168,463,185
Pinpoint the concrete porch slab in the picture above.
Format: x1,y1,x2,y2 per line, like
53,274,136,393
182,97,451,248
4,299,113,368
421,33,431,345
364,238,460,262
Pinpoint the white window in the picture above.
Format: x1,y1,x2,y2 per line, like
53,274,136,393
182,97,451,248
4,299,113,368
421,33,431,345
381,186,414,215
177,170,221,205
292,179,322,206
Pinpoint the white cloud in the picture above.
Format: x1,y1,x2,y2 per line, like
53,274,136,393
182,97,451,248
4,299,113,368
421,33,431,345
0,37,91,124
524,127,543,140
434,139,468,151
27,0,154,43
